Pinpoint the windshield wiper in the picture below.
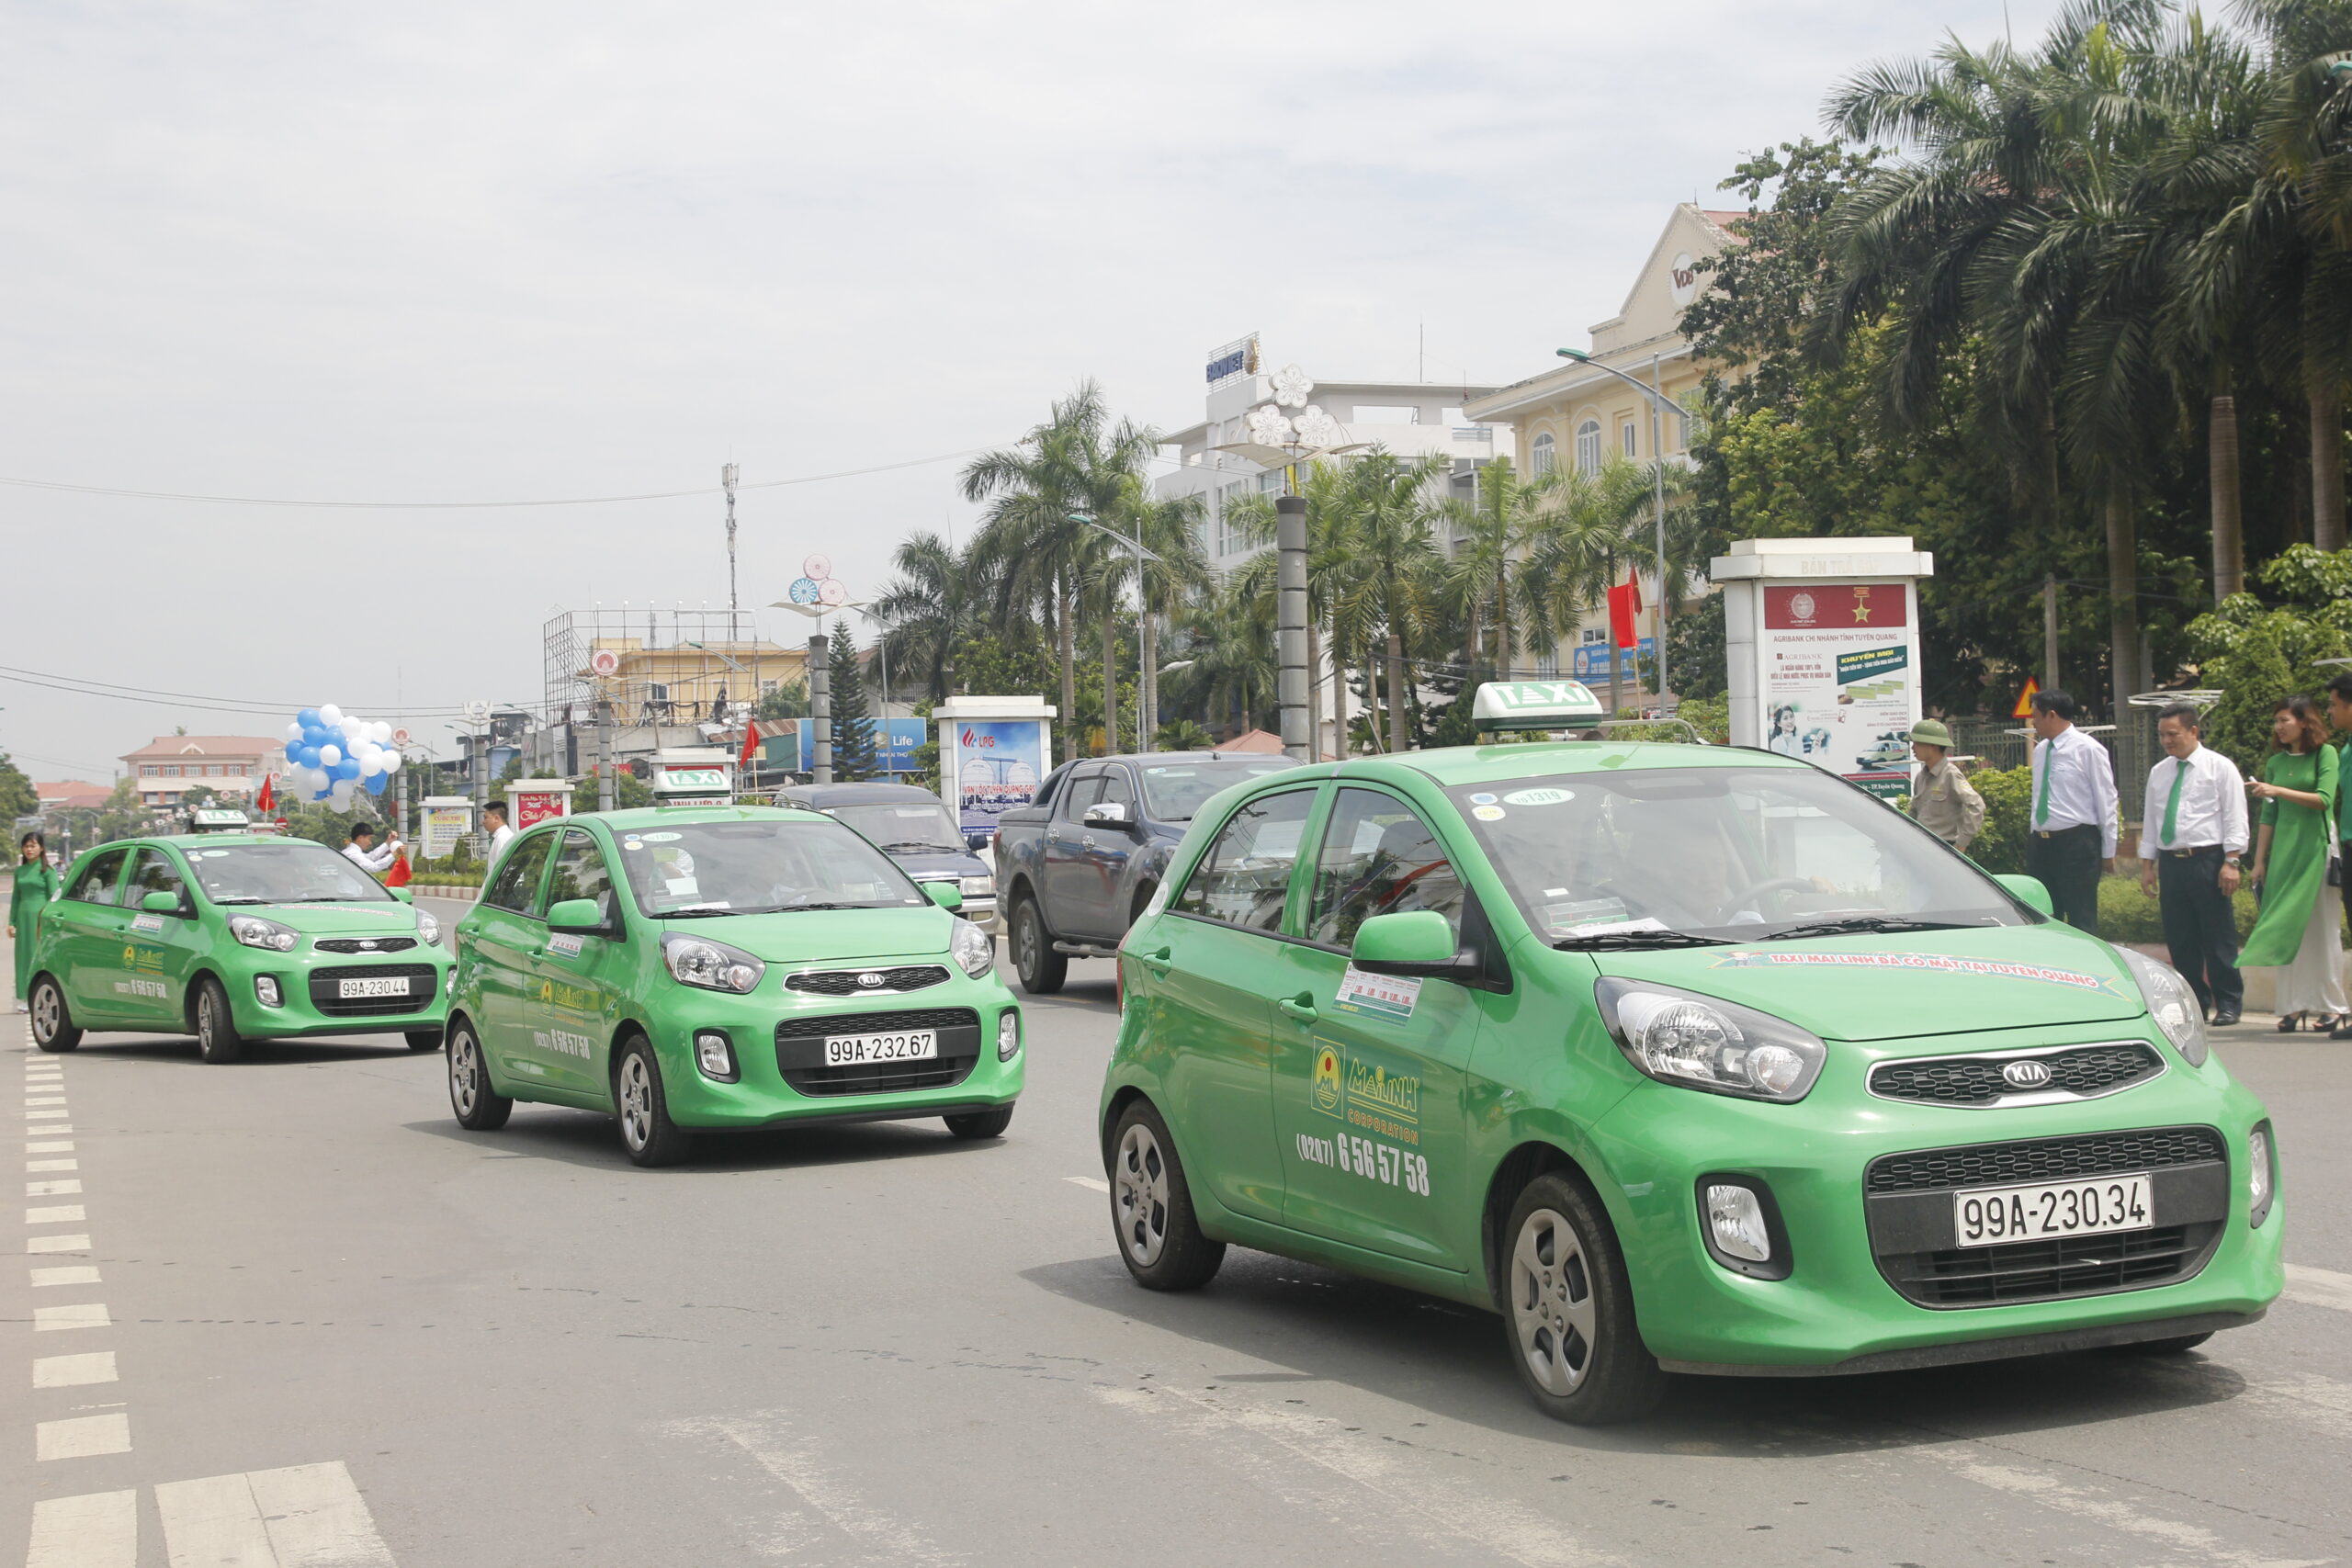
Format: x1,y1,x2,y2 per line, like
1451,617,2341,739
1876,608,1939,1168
209,896,269,905
662,905,750,917
1552,931,1733,951
1759,916,1980,942
876,841,958,853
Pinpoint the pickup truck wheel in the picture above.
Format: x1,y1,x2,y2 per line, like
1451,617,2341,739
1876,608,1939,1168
1012,897,1066,996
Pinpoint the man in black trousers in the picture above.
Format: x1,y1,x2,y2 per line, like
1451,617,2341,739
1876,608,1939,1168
2137,703,2248,1024
2024,689,2118,934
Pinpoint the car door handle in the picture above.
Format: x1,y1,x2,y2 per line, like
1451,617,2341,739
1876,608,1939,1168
1277,996,1318,1022
1137,946,1173,975
1080,835,1096,850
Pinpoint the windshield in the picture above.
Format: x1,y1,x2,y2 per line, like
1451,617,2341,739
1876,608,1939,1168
1139,759,1305,821
822,801,964,853
613,818,928,917
184,843,395,906
1446,766,2026,945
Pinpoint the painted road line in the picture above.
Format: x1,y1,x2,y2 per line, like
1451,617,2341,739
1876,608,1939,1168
36,1414,131,1461
28,1180,83,1196
1065,1176,1110,1192
157,1461,400,1568
25,1489,137,1568
31,1266,101,1288
25,1111,68,1122
28,1235,90,1254
2283,1263,2352,1314
33,1303,110,1332
27,1142,74,1155
33,1352,119,1388
28,1160,79,1172
27,1205,86,1224
673,1412,962,1568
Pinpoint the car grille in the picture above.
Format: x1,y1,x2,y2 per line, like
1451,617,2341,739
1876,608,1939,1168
775,1006,980,1098
313,937,419,954
784,964,950,998
1869,1043,2165,1106
1864,1126,2229,1308
305,963,438,1016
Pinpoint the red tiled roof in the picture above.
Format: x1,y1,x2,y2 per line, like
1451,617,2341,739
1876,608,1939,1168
34,781,110,807
119,735,280,761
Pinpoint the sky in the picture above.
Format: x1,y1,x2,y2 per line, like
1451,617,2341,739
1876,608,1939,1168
0,0,2068,783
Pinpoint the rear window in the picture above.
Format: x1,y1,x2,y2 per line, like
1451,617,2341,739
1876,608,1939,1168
1139,760,1305,822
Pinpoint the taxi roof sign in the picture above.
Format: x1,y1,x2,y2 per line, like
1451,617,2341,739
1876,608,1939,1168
187,808,251,832
1472,679,1606,730
650,746,735,806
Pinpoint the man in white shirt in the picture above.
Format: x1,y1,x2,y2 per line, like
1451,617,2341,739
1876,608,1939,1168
2137,703,2248,1024
483,802,514,864
341,822,401,875
2026,689,2119,935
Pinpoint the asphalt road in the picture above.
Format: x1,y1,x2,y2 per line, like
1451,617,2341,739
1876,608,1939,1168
7,895,2352,1568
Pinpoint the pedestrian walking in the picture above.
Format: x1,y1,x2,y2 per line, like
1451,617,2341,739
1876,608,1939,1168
2025,689,2117,934
2328,673,2352,1037
1907,719,1984,853
2243,695,2346,1032
483,801,514,863
341,821,401,875
8,830,61,1013
2136,703,2248,1025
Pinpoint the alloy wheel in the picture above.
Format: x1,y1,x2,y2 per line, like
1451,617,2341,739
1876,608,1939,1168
1114,1122,1170,1267
450,1030,481,1116
1016,910,1039,975
31,983,58,1042
1510,1207,1598,1397
619,1053,653,1152
198,992,219,1049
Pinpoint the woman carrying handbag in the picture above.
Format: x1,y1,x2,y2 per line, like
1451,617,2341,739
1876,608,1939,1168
2244,695,2347,1031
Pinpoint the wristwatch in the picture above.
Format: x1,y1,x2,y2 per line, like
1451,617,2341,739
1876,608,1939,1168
2224,853,2242,867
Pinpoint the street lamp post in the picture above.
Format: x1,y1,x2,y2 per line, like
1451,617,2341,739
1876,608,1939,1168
1558,347,1675,705
1071,513,1161,754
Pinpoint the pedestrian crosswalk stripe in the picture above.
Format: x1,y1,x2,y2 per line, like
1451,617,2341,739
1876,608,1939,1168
35,1414,130,1461
1065,1175,1109,1192
156,1461,398,1567
26,1235,89,1254
25,1489,135,1568
33,1303,110,1332
2284,1262,2352,1314
32,1351,118,1388
30,1265,100,1288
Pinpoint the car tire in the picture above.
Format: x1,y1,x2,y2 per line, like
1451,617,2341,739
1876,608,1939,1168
1109,1100,1225,1291
944,1104,1014,1140
1498,1171,1665,1426
1012,897,1066,996
447,1018,513,1131
404,1029,445,1052
194,977,245,1065
2106,1331,2213,1356
28,976,80,1053
615,1035,694,1168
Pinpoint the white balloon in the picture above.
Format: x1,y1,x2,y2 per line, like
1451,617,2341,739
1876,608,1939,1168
284,722,302,742
340,720,363,746
383,750,403,773
358,751,383,777
371,721,392,744
319,704,344,727
319,744,342,767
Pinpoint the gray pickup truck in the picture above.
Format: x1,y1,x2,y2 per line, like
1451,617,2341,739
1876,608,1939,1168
992,750,1303,993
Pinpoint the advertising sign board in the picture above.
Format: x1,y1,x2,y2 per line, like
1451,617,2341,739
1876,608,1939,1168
761,718,928,776
420,797,473,859
948,720,1046,834
506,780,575,829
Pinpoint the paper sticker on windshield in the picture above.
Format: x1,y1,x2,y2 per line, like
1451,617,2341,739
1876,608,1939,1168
639,831,683,842
547,934,584,957
1468,793,1498,806
1472,806,1506,821
1503,787,1574,806
663,877,698,897
1710,949,2130,996
130,913,165,934
1335,964,1421,1021
1543,897,1629,932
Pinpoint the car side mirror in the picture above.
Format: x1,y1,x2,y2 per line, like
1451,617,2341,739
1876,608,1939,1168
1350,910,1475,979
1082,801,1135,831
1993,873,2054,917
967,832,991,852
547,897,608,934
922,882,965,911
389,886,414,905
141,890,182,914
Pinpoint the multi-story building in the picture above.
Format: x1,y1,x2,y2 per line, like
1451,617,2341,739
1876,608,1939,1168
1465,203,1742,695
120,736,282,808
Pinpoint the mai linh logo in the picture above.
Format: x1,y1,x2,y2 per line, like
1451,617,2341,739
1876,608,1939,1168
1312,1045,1342,1113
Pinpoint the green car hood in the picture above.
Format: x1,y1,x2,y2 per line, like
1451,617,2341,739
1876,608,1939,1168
658,907,953,965
237,901,425,939
1590,923,2149,1042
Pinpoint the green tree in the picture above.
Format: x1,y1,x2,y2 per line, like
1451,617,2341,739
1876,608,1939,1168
829,620,878,780
2184,543,2352,764
1328,452,1452,751
756,680,809,722
875,532,989,704
0,751,38,823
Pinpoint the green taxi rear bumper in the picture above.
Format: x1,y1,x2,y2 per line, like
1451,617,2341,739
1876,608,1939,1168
641,983,1023,1130
228,947,452,1039
1584,1027,2283,1373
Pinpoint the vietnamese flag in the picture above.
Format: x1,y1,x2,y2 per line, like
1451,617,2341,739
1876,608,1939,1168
255,773,275,812
1606,570,1644,649
737,718,762,770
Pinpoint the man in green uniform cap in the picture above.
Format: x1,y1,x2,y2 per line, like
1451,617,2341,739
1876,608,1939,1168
1907,719,1984,854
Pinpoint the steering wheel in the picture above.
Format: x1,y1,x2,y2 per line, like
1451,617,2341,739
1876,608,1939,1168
1713,876,1817,923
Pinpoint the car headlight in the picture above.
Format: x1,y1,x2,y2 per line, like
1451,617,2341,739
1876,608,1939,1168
2249,1122,2277,1227
998,1009,1022,1061
960,875,996,898
1596,978,1827,1103
2120,946,2207,1066
952,915,995,978
660,932,764,994
229,914,300,953
414,909,441,945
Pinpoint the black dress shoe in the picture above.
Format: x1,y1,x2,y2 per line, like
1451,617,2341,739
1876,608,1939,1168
2211,1010,2241,1027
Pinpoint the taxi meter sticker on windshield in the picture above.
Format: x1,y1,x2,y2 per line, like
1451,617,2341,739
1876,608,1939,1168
1335,964,1420,1021
1710,948,2130,996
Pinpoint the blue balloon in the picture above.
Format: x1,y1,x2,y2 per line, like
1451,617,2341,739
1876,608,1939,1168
285,740,302,762
364,771,390,796
296,746,320,768
298,708,321,728
302,726,329,749
335,758,360,781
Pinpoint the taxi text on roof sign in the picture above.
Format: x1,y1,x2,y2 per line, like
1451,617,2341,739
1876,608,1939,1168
650,746,735,807
188,809,251,832
1471,680,1606,730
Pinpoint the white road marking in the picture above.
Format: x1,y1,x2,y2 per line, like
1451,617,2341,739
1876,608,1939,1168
25,1111,68,1121
28,1235,90,1254
25,1098,67,1107
28,1159,79,1172
27,1205,86,1224
37,1414,131,1461
1948,1459,2324,1568
2283,1262,2352,1314
154,1472,276,1567
25,1489,136,1568
33,1351,119,1388
27,1141,74,1154
157,1461,400,1568
32,1266,102,1287
34,1303,111,1332
671,1410,967,1567
1064,1175,1109,1192
28,1180,83,1196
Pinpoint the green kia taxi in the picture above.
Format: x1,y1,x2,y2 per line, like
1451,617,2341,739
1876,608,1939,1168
444,796,1022,1168
27,829,450,1063
1100,682,2282,1424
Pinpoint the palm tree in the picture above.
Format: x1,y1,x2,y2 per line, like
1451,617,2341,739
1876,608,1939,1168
1442,457,1562,679
1327,453,1452,752
1123,488,1211,749
1167,574,1274,739
1522,457,1664,713
873,532,989,704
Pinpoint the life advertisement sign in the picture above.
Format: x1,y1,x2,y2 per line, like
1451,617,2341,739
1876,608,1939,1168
951,720,1045,834
762,718,927,774
1759,583,1920,799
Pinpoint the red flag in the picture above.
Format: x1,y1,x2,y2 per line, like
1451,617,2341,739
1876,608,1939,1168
1606,571,1644,649
737,719,761,769
385,850,412,888
255,773,275,812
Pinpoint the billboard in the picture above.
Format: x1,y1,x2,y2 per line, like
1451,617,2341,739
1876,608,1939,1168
760,718,928,775
1758,583,1919,798
948,720,1046,834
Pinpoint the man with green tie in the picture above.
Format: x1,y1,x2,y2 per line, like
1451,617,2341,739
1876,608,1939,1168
2137,702,2248,1025
2026,689,2118,934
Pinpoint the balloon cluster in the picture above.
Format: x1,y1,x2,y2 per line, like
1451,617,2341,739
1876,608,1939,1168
280,705,403,807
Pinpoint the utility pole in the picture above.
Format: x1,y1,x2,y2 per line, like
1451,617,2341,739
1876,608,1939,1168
808,634,832,784
722,462,741,638
1276,495,1310,761
2042,575,2061,693
596,696,616,813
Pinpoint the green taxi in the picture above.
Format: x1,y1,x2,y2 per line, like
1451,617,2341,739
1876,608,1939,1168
27,830,450,1063
1100,682,2282,1424
444,800,1022,1168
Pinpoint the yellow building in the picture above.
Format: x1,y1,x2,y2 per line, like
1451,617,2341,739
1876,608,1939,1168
588,637,806,725
1464,203,1741,694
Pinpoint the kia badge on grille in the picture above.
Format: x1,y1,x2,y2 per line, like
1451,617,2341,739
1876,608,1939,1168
2002,1059,2054,1089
